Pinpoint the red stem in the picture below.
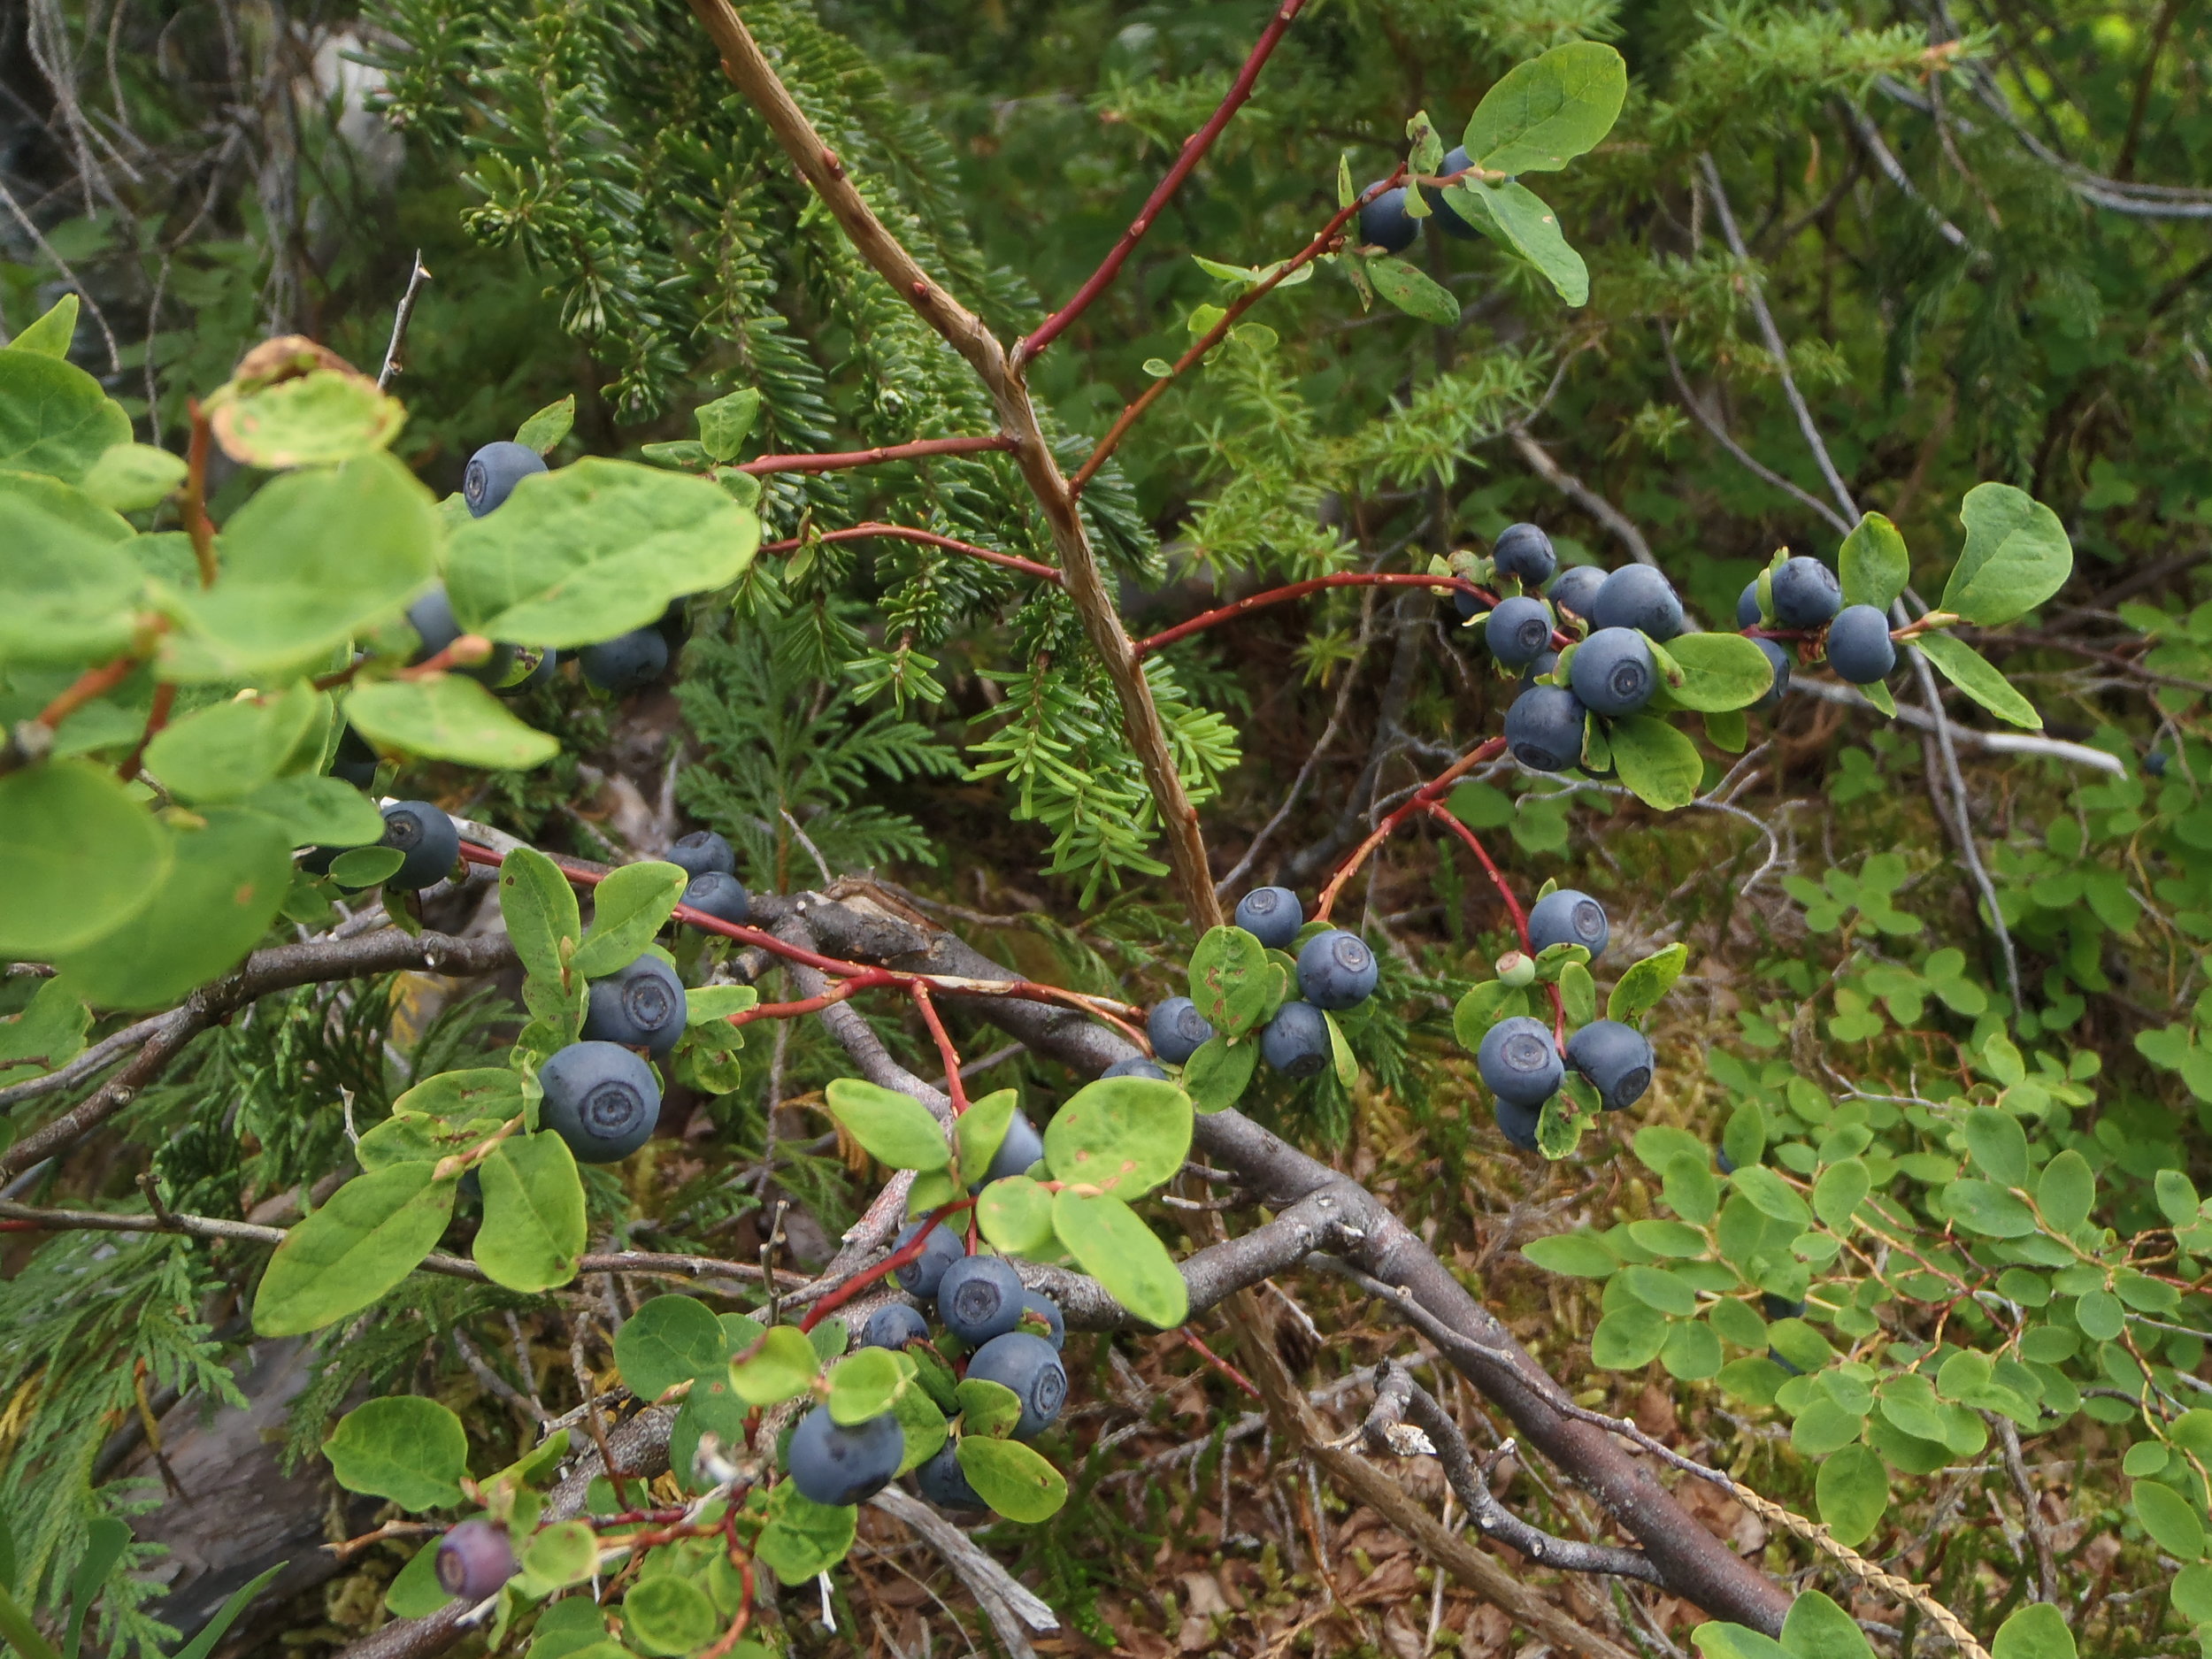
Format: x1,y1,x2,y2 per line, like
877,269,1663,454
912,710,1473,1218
1179,1328,1262,1400
909,983,971,1117
733,434,1016,475
1018,0,1313,365
1312,738,1506,922
117,683,177,784
183,402,217,588
1134,572,1487,657
1428,803,1566,1044
798,1199,972,1332
727,978,880,1025
1071,165,1404,494
36,656,136,729
759,521,1062,584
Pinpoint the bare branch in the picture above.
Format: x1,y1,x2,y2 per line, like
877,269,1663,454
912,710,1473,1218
376,252,433,390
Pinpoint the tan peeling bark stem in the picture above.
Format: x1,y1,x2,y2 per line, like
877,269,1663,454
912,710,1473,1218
686,0,1223,929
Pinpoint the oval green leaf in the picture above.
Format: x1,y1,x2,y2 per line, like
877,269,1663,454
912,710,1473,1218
1050,1190,1187,1329
253,1163,459,1335
1042,1074,1192,1199
325,1396,468,1510
824,1076,950,1171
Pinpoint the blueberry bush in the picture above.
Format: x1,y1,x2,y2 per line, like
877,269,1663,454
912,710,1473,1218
4,4,2212,1659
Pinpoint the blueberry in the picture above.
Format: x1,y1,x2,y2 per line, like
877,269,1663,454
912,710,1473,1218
937,1254,1026,1347
1568,626,1655,718
893,1220,966,1298
680,871,751,927
1564,1018,1654,1111
464,442,549,518
1433,147,1482,239
1736,579,1763,630
1824,604,1895,684
539,1041,661,1163
965,1331,1068,1439
1102,1056,1170,1080
1493,524,1557,589
379,801,460,890
1715,1146,1738,1175
1017,1289,1065,1351
1234,886,1304,950
787,1404,904,1507
1590,565,1684,641
331,726,379,790
1260,1000,1331,1078
860,1302,929,1350
1546,565,1606,623
1357,184,1418,254
2146,750,2170,778
581,955,687,1059
666,830,736,881
1752,637,1793,711
580,627,669,695
1503,685,1588,773
1523,649,1559,687
1527,888,1609,963
1493,1094,1542,1152
1767,1346,1805,1379
972,1110,1043,1189
407,585,515,686
1770,556,1841,629
915,1441,985,1510
1453,588,1481,623
1296,929,1379,1010
1148,996,1215,1064
1478,1016,1563,1109
1486,595,1555,669
434,1519,517,1600
1763,1293,1809,1321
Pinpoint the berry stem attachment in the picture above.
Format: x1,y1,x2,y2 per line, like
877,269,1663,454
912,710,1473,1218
1428,804,1567,1043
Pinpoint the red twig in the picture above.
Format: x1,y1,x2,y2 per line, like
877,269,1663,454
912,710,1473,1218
182,401,217,588
396,636,494,680
759,521,1062,584
1017,0,1314,365
697,1537,755,1659
117,684,177,784
909,983,971,1117
727,979,878,1025
1428,803,1565,1044
733,434,1016,475
1179,1328,1262,1400
798,1200,972,1332
1312,738,1506,922
1071,165,1404,494
36,656,137,729
1135,572,1485,657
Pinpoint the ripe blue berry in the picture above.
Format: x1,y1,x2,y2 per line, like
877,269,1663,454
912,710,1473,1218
1453,588,1481,623
1824,604,1895,684
1767,1347,1805,1379
1493,1094,1542,1152
380,801,460,890
938,1253,1026,1347
1102,1056,1169,1080
1590,565,1684,641
680,871,751,927
1763,1293,1809,1321
1492,523,1556,588
1568,626,1655,718
1017,1290,1065,1351
1433,147,1482,240
1486,595,1555,668
582,955,686,1059
893,1220,966,1298
1503,685,1587,773
580,627,669,695
915,1441,985,1510
2146,750,2170,778
1736,579,1763,629
1296,929,1378,1010
1524,649,1559,687
666,830,736,881
1564,1018,1654,1111
860,1302,929,1350
1770,556,1841,628
1715,1146,1739,1175
965,1331,1068,1439
1357,185,1418,254
464,442,548,518
540,1041,661,1163
1752,637,1793,710
407,586,515,687
1528,888,1609,963
1233,886,1304,950
972,1110,1043,1189
1260,1000,1331,1078
787,1404,904,1507
434,1519,517,1600
1478,1016,1563,1109
1546,565,1605,622
331,726,379,790
1148,996,1215,1064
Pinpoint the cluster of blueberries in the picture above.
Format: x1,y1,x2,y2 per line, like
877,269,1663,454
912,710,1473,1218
787,1125,1066,1511
1356,151,1488,252
1122,887,1379,1083
1471,888,1655,1150
1452,523,1897,777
